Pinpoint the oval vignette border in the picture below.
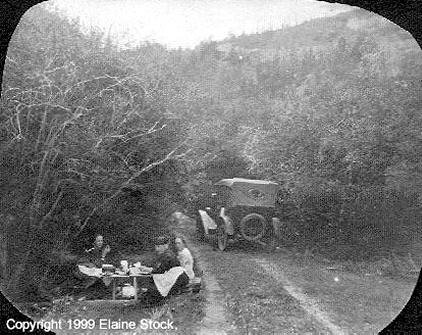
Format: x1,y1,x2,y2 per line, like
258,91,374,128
0,0,421,334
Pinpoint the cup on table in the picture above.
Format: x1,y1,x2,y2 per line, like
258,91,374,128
120,260,129,273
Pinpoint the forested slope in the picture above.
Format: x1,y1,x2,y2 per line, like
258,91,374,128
0,5,421,299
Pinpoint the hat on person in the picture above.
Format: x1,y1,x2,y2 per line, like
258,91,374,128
154,236,169,245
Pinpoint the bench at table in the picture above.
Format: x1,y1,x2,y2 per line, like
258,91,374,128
109,274,151,301
107,274,202,300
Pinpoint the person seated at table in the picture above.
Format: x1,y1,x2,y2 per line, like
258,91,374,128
140,235,189,305
80,234,111,268
75,234,112,298
174,236,195,280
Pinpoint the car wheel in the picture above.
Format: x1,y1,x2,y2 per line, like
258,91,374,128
217,224,228,251
239,213,267,242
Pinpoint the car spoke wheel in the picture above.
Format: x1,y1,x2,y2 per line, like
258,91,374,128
240,213,267,242
217,224,228,251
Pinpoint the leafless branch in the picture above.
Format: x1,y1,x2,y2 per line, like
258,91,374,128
407,253,420,273
38,192,63,230
93,120,166,149
123,124,166,143
11,102,71,114
70,144,188,242
67,169,89,180
111,152,133,170
5,56,18,67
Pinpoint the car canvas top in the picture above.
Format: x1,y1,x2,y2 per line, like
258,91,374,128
214,178,279,208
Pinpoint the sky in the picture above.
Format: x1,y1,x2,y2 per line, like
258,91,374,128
46,0,352,49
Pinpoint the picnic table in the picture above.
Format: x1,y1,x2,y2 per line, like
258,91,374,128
77,264,201,301
77,264,151,301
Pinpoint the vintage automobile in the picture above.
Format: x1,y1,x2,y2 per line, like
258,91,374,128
196,178,280,251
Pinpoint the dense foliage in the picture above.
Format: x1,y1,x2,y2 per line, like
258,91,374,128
0,6,421,298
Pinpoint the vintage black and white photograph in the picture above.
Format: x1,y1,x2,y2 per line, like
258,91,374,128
0,0,421,334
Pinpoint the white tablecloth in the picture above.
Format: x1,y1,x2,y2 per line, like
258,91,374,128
152,266,185,297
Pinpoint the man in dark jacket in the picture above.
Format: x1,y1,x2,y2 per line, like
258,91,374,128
83,234,111,268
150,236,180,274
141,236,189,305
75,234,112,298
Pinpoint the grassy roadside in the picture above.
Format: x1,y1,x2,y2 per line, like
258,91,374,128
18,292,204,335
265,249,417,334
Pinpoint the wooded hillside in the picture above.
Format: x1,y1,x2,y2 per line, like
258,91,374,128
1,5,421,300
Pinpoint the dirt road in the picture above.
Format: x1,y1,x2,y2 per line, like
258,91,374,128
174,213,417,335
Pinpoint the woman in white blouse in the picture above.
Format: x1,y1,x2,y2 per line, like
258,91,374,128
174,236,195,280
